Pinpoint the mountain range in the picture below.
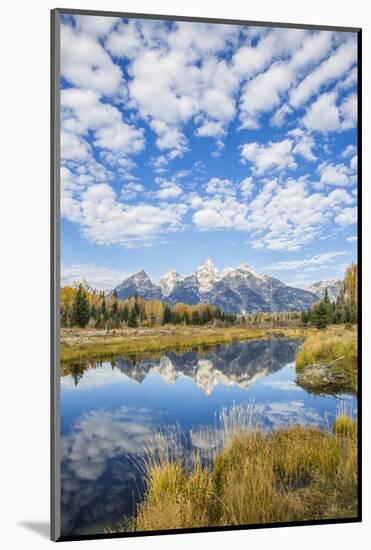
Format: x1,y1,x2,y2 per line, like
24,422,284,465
306,279,342,302
110,259,323,314
96,338,301,395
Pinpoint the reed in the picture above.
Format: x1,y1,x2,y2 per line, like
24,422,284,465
113,404,357,532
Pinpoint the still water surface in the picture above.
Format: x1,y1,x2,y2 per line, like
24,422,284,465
60,338,356,536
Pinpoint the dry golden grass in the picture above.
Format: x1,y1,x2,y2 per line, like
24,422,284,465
333,414,358,438
60,326,305,363
295,325,357,393
123,408,357,532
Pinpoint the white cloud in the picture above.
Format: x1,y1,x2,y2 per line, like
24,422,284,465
195,119,225,137
303,92,340,132
342,144,357,158
239,62,293,128
61,88,145,155
61,263,128,290
350,155,358,171
156,181,183,200
240,139,296,175
245,180,353,251
335,207,357,226
193,208,224,229
150,155,168,172
59,19,359,253
292,133,317,161
121,21,240,156
205,177,235,197
264,251,346,271
303,90,357,133
61,406,158,481
340,93,357,129
94,121,144,153
165,20,239,58
337,66,357,90
240,177,254,198
150,120,188,158
270,104,293,127
60,130,90,161
105,19,143,58
61,195,82,222
193,196,249,231
190,175,354,251
63,182,187,247
238,30,334,128
74,15,119,37
233,27,306,79
346,235,357,243
318,162,352,186
290,38,357,108
61,24,122,95
121,181,145,201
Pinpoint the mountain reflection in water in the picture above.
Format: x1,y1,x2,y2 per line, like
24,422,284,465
60,338,356,536
63,337,301,394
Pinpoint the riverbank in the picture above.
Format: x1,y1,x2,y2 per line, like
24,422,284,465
295,325,357,394
113,412,357,532
60,325,306,363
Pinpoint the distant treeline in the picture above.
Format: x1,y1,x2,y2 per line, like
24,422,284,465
301,263,358,329
61,287,302,329
61,263,357,330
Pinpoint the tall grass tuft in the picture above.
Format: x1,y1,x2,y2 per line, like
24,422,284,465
126,404,358,532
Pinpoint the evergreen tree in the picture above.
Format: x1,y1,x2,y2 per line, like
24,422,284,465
191,310,200,325
163,304,172,324
100,294,108,322
68,362,85,386
71,285,90,328
121,304,129,323
301,309,310,325
112,289,118,316
90,303,97,321
311,300,330,329
95,311,102,328
322,289,334,325
127,307,138,328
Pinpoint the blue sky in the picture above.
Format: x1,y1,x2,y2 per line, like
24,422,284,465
60,15,358,290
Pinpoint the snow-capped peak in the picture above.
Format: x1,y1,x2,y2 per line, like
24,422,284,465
130,269,150,282
157,270,184,297
196,259,218,292
306,279,342,301
237,263,266,279
108,258,319,313
72,278,96,293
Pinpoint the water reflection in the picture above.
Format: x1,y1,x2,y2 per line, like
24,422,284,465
60,338,356,536
62,338,301,394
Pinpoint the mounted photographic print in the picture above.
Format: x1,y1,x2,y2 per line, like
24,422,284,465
51,8,361,541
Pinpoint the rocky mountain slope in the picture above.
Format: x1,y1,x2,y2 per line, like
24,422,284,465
111,259,319,313
306,279,342,302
